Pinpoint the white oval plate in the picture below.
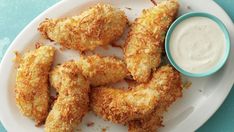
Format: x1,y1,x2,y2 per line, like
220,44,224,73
0,0,234,132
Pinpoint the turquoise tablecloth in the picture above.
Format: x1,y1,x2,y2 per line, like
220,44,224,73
0,0,233,131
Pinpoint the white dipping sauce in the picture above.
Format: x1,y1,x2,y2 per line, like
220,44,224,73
169,17,226,74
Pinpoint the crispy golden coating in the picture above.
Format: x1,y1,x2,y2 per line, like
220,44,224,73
124,0,179,83
128,65,183,132
77,55,128,86
90,85,158,124
15,45,55,126
90,65,182,125
46,62,90,132
38,3,128,51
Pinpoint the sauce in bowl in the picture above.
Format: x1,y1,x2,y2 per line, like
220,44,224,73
166,12,230,77
170,16,226,73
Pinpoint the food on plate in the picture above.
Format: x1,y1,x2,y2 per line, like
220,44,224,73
38,3,128,51
77,55,128,86
90,65,182,126
46,62,90,131
50,55,127,87
124,0,179,82
12,1,186,131
128,66,183,132
15,45,55,126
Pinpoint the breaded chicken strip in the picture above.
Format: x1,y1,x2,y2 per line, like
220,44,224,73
50,55,127,87
77,55,128,86
90,65,182,125
128,66,183,132
15,45,55,126
90,85,158,124
46,62,90,132
38,4,128,51
124,0,179,82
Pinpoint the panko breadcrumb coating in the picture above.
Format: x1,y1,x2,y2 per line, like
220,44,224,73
77,55,128,86
90,65,182,126
15,45,55,126
124,0,179,83
90,85,158,124
46,62,90,132
38,3,128,51
128,66,183,132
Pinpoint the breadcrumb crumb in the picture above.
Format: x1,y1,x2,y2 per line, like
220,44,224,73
86,121,95,127
183,81,192,89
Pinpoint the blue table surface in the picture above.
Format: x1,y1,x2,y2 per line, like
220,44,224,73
0,0,234,131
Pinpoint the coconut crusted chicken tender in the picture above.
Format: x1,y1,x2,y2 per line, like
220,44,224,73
46,62,90,132
15,45,55,126
90,85,158,124
77,55,128,86
128,66,183,132
90,65,182,125
124,0,179,83
38,3,128,51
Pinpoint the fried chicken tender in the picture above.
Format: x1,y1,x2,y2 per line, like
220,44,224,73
90,85,158,124
124,0,179,83
38,3,128,51
128,66,183,132
77,55,128,86
90,65,182,126
46,62,90,132
15,45,55,126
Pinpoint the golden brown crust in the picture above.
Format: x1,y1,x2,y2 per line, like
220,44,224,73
50,55,127,88
90,65,182,126
124,0,179,83
90,85,158,124
128,65,183,132
46,62,90,132
124,33,162,83
15,45,55,126
77,55,128,86
38,3,128,51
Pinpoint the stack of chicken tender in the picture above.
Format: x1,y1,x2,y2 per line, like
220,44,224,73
15,0,183,132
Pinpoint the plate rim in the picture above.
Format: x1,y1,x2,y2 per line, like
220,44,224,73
0,0,233,131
